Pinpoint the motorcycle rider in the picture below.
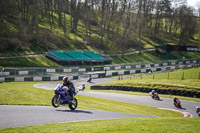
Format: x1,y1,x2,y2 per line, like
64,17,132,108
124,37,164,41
62,76,75,100
151,90,156,96
196,106,200,117
87,74,92,82
173,96,179,104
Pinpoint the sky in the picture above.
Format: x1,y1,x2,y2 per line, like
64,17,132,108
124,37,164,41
187,0,200,10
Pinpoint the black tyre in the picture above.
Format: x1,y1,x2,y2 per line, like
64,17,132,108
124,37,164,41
52,95,60,108
69,98,78,110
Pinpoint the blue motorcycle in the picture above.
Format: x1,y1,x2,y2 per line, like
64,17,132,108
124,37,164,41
52,84,78,110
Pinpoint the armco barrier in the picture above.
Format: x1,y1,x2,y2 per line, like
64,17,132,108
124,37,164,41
90,86,200,98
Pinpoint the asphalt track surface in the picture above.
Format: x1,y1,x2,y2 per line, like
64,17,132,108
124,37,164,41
0,105,151,129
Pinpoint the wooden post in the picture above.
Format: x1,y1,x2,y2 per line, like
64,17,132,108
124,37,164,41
168,72,169,79
182,72,184,80
198,72,200,80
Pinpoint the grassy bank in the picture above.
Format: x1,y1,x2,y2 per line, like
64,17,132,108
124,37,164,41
101,68,200,92
111,51,200,64
0,118,200,133
0,56,61,67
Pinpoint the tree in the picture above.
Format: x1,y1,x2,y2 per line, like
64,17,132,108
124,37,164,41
70,0,82,33
178,5,196,45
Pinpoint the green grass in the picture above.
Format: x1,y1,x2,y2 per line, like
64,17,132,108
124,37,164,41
102,79,200,92
142,67,200,80
101,68,200,92
0,118,200,133
111,51,200,64
0,56,61,67
0,82,52,105
0,82,182,117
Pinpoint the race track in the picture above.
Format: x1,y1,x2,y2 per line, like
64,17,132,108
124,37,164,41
34,77,200,118
1,76,200,129
0,105,151,128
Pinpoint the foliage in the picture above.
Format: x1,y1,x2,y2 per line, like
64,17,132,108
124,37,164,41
0,0,200,56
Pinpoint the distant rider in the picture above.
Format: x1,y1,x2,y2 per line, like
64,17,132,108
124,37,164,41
62,76,75,100
173,96,179,104
151,90,156,96
196,106,200,117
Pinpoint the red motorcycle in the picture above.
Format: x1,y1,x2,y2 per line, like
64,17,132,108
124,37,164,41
174,99,182,108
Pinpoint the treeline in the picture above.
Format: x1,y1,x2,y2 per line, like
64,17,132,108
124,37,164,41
0,0,200,54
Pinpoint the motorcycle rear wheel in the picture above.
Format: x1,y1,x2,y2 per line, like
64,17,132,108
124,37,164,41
69,98,78,110
52,95,60,108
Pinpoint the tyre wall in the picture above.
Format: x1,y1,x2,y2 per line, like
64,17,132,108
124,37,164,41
91,86,200,98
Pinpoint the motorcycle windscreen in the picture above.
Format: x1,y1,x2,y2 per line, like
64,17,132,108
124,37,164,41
74,90,78,96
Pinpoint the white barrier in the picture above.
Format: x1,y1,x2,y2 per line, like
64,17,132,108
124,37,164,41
63,69,72,72
33,77,42,81
47,69,56,73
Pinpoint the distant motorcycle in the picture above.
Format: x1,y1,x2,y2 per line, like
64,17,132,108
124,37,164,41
150,91,160,100
196,106,200,117
87,77,92,82
174,99,182,108
78,84,85,91
52,84,79,110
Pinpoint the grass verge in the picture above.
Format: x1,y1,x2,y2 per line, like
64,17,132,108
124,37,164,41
0,117,199,133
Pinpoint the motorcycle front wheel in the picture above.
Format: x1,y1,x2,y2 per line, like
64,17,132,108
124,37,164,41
69,98,78,110
52,95,60,108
